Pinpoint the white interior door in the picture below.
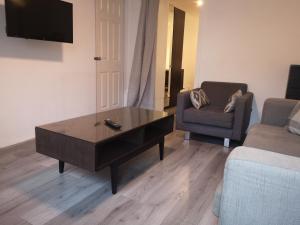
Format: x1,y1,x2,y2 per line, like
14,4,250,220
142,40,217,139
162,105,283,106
95,0,124,112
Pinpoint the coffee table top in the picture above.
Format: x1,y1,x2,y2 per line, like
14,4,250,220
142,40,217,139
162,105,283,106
37,107,172,144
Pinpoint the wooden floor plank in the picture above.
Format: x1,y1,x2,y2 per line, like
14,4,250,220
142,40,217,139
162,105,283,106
160,151,226,225
0,131,226,225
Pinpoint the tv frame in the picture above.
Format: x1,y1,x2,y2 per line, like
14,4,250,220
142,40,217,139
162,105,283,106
4,0,73,43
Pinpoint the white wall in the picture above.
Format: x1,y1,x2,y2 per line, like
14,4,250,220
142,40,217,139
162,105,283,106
0,0,96,148
165,5,174,71
155,0,169,110
195,0,300,123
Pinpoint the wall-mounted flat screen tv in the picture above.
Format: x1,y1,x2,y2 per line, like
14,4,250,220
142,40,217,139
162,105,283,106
5,0,73,43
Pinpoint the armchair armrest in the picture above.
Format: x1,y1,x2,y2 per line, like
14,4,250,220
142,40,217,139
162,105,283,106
219,147,300,225
232,92,253,140
261,98,298,127
176,90,193,126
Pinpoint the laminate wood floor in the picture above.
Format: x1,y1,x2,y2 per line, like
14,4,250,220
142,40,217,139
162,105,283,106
0,131,230,225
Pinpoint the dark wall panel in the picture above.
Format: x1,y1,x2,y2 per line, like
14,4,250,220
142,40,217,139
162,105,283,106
286,65,300,100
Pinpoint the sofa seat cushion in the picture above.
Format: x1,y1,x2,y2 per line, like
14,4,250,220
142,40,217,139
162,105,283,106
183,106,234,128
244,124,300,157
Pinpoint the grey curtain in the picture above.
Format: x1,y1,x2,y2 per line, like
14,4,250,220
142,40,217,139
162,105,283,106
127,0,160,108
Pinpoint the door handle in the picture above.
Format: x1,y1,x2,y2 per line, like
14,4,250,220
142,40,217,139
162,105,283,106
94,57,102,61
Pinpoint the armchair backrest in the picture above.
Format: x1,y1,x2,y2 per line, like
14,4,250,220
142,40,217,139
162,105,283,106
201,81,248,107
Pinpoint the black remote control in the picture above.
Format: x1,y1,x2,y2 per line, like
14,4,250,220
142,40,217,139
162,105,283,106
104,119,122,129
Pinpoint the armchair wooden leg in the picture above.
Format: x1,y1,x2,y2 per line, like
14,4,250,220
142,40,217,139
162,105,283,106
224,138,230,148
184,132,191,140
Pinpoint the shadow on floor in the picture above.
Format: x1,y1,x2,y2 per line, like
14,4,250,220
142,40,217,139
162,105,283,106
190,133,242,149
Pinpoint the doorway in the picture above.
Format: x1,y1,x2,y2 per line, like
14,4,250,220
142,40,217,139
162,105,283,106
164,5,185,108
161,0,201,109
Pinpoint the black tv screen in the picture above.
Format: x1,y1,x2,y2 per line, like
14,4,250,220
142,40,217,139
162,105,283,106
5,0,73,43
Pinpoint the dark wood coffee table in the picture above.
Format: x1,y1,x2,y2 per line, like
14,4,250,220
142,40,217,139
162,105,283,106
35,107,174,194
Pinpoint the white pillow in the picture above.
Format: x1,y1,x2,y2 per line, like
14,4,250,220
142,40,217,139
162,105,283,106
224,90,243,113
190,89,210,109
288,102,300,135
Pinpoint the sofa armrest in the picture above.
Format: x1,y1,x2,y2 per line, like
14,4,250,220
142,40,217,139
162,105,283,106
176,90,193,125
219,147,300,225
232,92,253,140
261,98,298,127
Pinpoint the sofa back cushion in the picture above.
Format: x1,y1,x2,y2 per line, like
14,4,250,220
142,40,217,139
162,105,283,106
201,81,248,107
262,98,299,127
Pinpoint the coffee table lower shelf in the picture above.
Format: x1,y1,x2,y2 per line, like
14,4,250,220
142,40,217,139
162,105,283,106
57,136,165,194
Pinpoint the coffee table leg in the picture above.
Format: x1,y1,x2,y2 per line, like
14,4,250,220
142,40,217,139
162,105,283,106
159,138,165,161
110,164,118,194
59,160,65,174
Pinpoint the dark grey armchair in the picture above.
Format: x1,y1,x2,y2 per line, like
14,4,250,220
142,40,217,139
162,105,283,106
176,81,253,147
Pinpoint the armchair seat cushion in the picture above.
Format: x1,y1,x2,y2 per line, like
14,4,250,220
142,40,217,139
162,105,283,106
183,106,234,129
